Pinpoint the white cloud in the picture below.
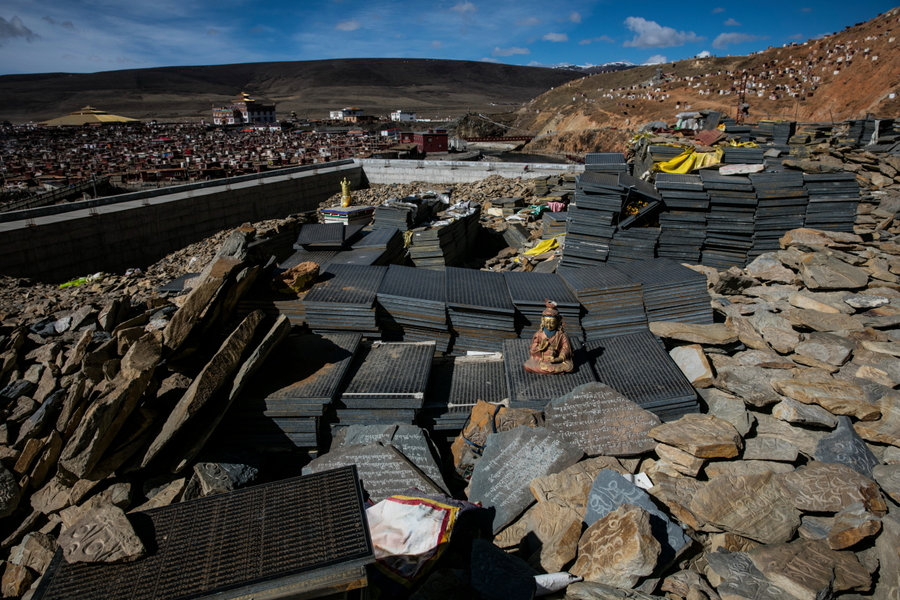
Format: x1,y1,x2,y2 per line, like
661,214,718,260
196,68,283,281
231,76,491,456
493,46,530,56
0,16,40,45
644,54,667,64
543,32,568,42
451,2,477,13
623,17,703,48
579,35,614,45
516,17,540,26
528,60,544,66
431,40,442,49
335,19,360,31
480,57,500,62
696,50,712,58
712,32,766,49
724,18,741,26
569,11,582,23
712,7,725,13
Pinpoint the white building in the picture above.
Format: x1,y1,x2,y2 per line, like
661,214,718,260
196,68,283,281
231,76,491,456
329,107,365,120
390,110,417,122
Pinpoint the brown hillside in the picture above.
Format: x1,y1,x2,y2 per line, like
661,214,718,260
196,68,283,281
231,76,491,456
516,6,900,154
0,59,583,124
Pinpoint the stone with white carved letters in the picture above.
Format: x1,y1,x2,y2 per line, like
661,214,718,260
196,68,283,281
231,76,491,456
544,383,661,457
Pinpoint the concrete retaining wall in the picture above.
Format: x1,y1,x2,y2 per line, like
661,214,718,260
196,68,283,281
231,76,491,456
356,158,583,185
0,162,362,283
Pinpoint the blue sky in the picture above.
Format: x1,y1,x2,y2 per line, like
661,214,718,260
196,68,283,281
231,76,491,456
0,1,895,75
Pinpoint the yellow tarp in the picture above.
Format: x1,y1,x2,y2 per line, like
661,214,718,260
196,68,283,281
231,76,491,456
523,236,561,255
652,148,724,174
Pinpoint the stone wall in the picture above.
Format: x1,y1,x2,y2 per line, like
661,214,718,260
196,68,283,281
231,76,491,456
0,162,362,283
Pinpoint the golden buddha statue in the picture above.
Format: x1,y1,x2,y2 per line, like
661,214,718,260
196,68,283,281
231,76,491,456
523,301,574,375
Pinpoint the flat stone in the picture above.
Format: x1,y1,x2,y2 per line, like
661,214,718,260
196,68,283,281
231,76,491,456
861,339,900,357
742,436,799,462
305,442,443,504
140,310,265,468
772,397,839,428
689,471,800,544
192,460,259,498
788,291,842,313
649,413,742,459
565,581,660,600
493,501,581,573
584,469,690,562
845,294,890,309
714,366,782,407
647,473,706,531
726,316,771,351
771,377,881,420
654,443,704,476
471,538,537,600
1,563,33,598
798,515,833,540
815,416,879,478
754,413,826,458
747,539,871,599
544,383,660,457
800,253,870,290
468,426,582,533
668,345,715,387
130,478,186,512
705,550,788,600
334,424,447,492
704,460,795,479
873,513,900,600
58,334,161,478
778,462,887,515
827,503,881,550
648,321,738,345
58,504,147,564
781,228,853,248
749,311,801,354
787,307,866,332
733,349,796,369
0,462,22,518
745,254,796,283
59,482,133,529
529,457,629,518
571,504,660,589
794,332,854,366
8,531,56,575
871,464,900,502
162,256,245,353
661,569,720,600
15,388,66,449
702,388,753,436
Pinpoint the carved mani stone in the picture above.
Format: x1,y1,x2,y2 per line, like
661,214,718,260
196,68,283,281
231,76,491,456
493,501,582,573
777,461,887,515
571,504,660,589
544,382,660,457
689,471,800,544
747,539,871,600
584,469,690,564
468,426,582,534
815,416,880,478
529,456,629,519
58,505,146,564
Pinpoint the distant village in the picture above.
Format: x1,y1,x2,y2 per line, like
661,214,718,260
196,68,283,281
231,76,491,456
0,93,459,202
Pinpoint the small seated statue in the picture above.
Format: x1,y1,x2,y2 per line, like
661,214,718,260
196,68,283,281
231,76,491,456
523,301,574,375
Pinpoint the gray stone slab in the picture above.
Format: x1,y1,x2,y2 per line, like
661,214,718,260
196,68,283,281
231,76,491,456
303,442,442,503
544,382,660,457
815,416,879,478
705,551,788,600
584,469,689,564
468,426,582,534
331,424,447,493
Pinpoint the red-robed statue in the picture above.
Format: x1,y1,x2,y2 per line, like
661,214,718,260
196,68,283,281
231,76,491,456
523,300,574,375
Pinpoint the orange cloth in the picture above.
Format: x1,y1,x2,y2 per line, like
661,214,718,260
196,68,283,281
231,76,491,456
523,330,574,374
